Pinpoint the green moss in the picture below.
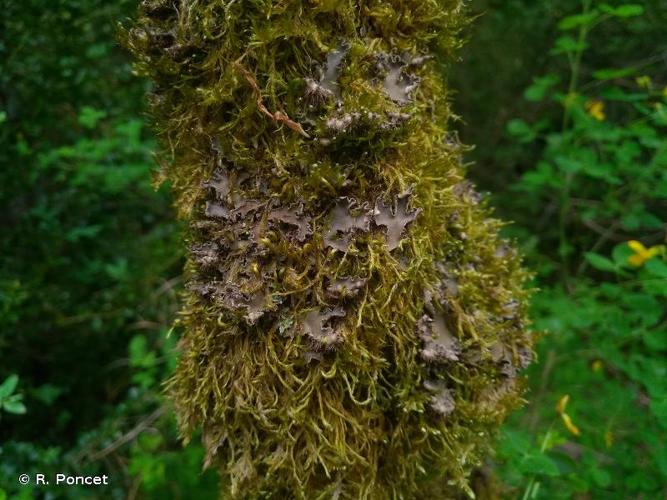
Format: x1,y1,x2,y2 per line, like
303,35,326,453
125,1,533,497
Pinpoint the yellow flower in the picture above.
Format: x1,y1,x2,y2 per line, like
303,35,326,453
556,394,581,436
591,360,603,372
627,240,661,267
585,99,606,121
556,394,570,414
561,413,581,436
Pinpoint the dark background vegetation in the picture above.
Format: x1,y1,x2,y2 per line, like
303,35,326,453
1,1,665,498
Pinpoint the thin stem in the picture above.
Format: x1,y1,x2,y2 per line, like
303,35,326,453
559,0,593,288
562,0,592,131
521,425,555,500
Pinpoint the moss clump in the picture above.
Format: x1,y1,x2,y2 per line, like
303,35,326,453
125,1,533,498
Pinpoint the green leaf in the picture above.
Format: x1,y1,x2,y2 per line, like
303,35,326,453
600,87,647,102
520,161,560,191
524,74,561,102
616,5,644,17
651,396,667,428
600,4,644,18
590,467,612,488
622,211,663,231
507,119,536,143
78,106,107,129
0,374,19,399
499,429,532,455
612,243,634,267
138,432,164,452
584,252,617,273
129,335,149,364
592,67,636,80
104,258,129,281
644,328,667,352
551,36,589,55
645,258,667,279
519,453,561,476
3,398,27,415
558,12,599,30
0,111,6,124
554,154,584,174
65,225,103,242
85,43,109,59
32,384,64,405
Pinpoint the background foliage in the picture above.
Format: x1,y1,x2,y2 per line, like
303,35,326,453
452,1,667,498
1,0,665,498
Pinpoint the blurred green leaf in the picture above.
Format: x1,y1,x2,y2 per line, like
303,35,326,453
0,375,19,399
600,4,644,18
519,453,561,476
558,12,599,30
65,225,103,242
524,74,561,102
650,397,667,428
590,467,612,488
551,35,589,55
3,395,27,415
584,252,617,273
645,258,667,279
592,67,636,80
507,119,536,143
78,106,107,129
32,385,64,406
612,243,634,267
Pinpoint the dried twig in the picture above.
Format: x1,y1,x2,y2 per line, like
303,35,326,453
234,61,310,138
87,406,166,461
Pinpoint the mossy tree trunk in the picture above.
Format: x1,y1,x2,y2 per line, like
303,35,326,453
126,1,532,498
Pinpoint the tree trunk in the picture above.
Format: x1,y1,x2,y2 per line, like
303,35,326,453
126,1,532,497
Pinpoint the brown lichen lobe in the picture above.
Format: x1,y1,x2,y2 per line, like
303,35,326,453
417,312,461,363
125,1,533,498
373,191,421,251
323,198,372,252
326,277,367,299
424,379,456,416
302,307,346,349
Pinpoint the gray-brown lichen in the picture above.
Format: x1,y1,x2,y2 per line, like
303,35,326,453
125,1,533,498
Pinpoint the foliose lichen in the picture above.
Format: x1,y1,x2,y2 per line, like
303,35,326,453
124,1,534,498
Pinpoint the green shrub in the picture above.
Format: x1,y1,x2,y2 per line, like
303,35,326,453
0,1,214,498
480,2,667,497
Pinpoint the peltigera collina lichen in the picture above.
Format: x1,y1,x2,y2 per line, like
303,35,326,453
125,1,533,498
